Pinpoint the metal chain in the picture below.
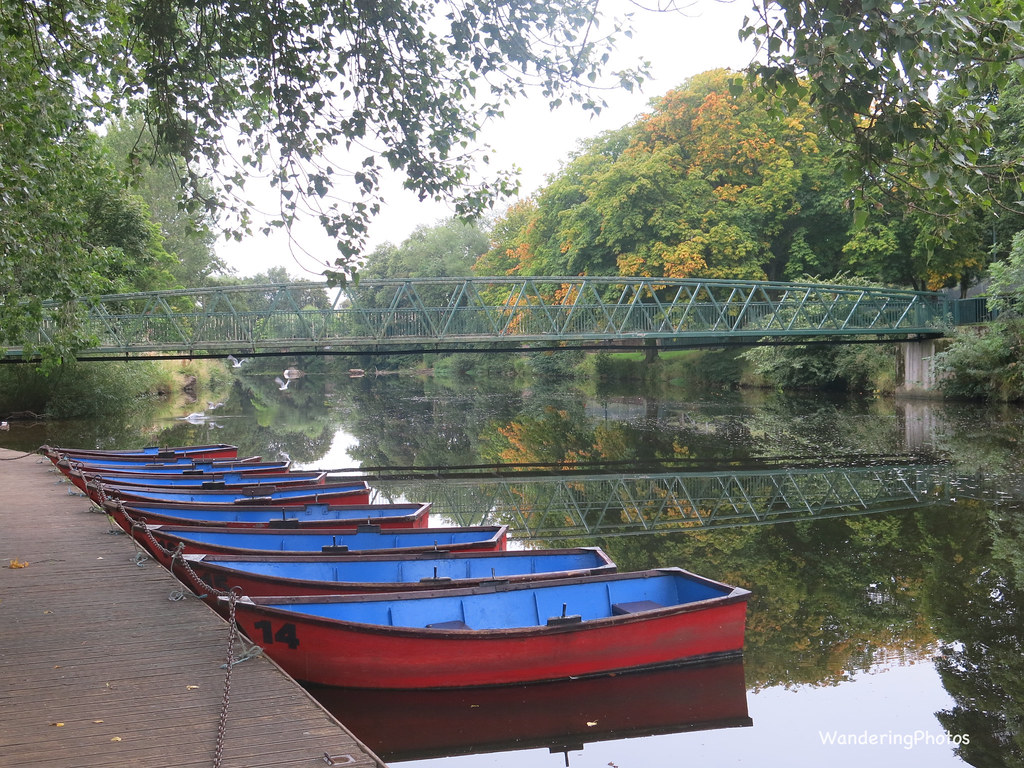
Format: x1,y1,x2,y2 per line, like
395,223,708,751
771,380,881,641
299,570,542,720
214,591,238,768
109,495,264,767
167,543,217,601
167,544,191,601
213,590,262,768
127,511,158,567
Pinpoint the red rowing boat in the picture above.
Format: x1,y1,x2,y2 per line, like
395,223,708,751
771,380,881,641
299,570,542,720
61,460,294,492
172,547,616,599
224,568,750,689
135,523,509,566
105,499,428,531
89,479,372,508
42,443,239,464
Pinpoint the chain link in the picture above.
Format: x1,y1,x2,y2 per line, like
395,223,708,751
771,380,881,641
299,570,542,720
111,494,264,766
214,591,238,768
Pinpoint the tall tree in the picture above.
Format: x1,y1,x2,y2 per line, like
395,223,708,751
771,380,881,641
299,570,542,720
359,218,491,342
0,26,178,362
7,0,647,280
743,0,1024,229
474,198,540,276
484,69,841,282
361,219,490,280
101,118,225,287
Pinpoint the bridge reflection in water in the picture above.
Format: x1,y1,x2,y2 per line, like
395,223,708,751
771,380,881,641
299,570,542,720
365,459,955,540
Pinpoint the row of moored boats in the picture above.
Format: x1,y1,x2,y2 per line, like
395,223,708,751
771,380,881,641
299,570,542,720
43,442,750,690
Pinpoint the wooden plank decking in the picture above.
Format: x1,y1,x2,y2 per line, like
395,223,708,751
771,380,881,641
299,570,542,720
0,448,388,768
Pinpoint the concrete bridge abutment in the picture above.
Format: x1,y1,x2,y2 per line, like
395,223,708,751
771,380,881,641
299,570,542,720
897,338,947,397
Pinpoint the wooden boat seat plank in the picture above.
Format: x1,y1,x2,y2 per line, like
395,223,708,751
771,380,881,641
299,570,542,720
426,620,471,630
612,599,664,615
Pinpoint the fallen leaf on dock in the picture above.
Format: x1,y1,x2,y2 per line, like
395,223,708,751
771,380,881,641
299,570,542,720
8,558,29,569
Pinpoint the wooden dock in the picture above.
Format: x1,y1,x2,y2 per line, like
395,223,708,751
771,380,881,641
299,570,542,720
0,448,388,768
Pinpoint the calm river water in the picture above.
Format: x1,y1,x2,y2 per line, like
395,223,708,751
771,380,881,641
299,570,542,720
5,365,1023,768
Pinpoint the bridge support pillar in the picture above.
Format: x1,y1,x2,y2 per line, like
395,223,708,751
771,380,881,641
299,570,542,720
897,339,945,397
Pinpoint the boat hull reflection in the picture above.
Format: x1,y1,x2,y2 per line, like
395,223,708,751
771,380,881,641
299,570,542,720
306,659,751,762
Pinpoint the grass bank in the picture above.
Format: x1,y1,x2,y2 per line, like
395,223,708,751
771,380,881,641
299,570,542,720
0,358,235,420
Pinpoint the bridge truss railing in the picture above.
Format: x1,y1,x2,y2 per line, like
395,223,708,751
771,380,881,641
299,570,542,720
8,277,953,359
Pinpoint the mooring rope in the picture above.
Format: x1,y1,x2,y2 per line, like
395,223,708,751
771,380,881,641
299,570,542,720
0,445,47,460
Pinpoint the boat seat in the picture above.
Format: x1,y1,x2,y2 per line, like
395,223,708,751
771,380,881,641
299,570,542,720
268,518,300,528
611,600,663,615
426,620,471,630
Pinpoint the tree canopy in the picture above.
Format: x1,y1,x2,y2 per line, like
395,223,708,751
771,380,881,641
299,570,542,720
0,27,179,361
4,0,645,279
743,0,1024,228
476,66,1014,292
101,118,225,288
477,69,847,282
361,219,490,281
6,0,1024,367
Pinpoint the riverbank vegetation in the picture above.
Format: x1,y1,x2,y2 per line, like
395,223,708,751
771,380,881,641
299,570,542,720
6,1,1024,403
354,67,1024,401
935,232,1024,402
0,359,232,420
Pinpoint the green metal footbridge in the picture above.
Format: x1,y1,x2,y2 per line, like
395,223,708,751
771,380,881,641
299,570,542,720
6,276,988,361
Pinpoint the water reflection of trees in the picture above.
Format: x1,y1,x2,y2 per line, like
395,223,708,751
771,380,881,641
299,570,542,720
924,501,1024,767
27,369,1024,766
152,355,343,464
329,379,1024,765
604,511,939,689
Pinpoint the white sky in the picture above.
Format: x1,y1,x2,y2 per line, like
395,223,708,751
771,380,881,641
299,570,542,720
217,0,760,278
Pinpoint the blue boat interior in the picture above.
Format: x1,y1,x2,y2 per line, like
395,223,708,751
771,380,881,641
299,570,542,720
205,550,608,583
168,528,497,552
89,462,291,475
104,472,319,487
123,483,365,503
263,572,732,630
68,456,197,468
127,502,418,524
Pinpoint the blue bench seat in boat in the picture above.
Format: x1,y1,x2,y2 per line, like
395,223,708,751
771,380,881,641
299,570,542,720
426,620,471,630
611,600,663,615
